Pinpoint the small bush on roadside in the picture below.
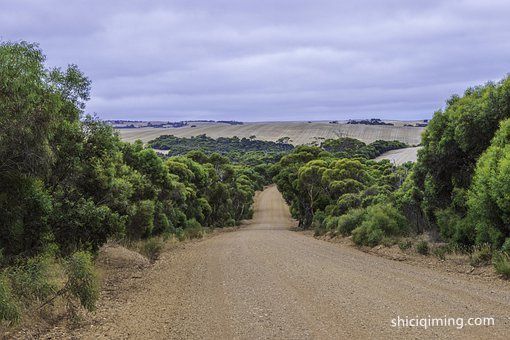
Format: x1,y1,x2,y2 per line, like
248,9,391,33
381,237,396,247
352,224,384,247
416,241,429,255
352,204,408,247
65,251,99,312
312,211,328,236
184,219,203,239
336,208,365,236
469,244,492,267
141,238,164,263
9,256,58,305
433,246,447,261
493,252,510,278
0,275,20,324
398,240,412,251
501,238,510,254
175,228,186,241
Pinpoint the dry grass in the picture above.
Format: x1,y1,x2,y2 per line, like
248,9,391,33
117,121,425,146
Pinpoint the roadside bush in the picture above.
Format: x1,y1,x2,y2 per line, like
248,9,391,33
336,208,365,236
9,256,58,305
0,275,20,324
501,238,510,254
184,219,203,239
416,241,430,255
398,240,412,251
469,244,492,267
468,119,510,248
312,211,327,236
433,246,448,261
141,238,164,263
352,204,408,247
175,228,186,242
352,223,384,247
493,252,510,278
65,251,99,312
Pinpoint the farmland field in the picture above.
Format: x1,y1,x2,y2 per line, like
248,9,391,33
374,146,422,164
116,121,425,146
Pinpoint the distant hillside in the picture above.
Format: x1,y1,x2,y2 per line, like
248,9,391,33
117,121,424,146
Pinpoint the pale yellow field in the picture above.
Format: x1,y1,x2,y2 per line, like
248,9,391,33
374,146,422,165
117,121,424,146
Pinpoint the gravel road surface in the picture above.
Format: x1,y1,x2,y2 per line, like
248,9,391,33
77,185,510,339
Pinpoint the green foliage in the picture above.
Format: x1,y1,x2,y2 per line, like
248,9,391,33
65,251,99,312
398,240,413,251
352,224,384,247
501,238,510,254
336,208,366,236
493,252,510,278
468,119,510,248
184,219,204,239
416,241,430,255
140,238,164,263
413,76,510,244
0,275,20,324
351,204,408,247
433,246,448,261
469,244,492,267
9,256,58,305
149,134,293,156
320,138,407,159
0,41,264,262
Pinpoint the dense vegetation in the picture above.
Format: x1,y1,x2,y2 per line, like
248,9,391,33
0,42,264,323
271,146,410,241
272,75,510,278
320,138,407,158
347,118,394,126
148,134,294,156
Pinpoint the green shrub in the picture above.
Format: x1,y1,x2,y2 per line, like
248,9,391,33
9,256,58,305
398,240,412,251
141,238,164,263
416,241,429,255
352,224,384,247
0,275,20,324
184,219,203,239
468,118,510,248
315,215,338,236
469,244,492,267
336,208,365,236
433,246,447,261
493,252,510,278
175,228,186,242
352,204,408,247
501,238,510,254
65,251,99,312
381,237,396,247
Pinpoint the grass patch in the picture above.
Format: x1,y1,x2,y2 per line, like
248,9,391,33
469,244,492,267
416,240,429,255
493,252,510,278
140,238,164,263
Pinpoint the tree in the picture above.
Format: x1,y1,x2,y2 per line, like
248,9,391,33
468,118,510,247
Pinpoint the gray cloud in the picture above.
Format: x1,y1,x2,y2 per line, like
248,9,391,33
1,0,510,120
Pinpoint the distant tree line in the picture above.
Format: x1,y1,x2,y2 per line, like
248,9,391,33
148,134,294,156
347,118,394,126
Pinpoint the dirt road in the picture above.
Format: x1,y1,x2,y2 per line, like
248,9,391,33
75,186,509,339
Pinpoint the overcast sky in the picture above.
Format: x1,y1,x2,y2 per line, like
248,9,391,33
1,0,510,121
